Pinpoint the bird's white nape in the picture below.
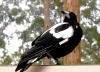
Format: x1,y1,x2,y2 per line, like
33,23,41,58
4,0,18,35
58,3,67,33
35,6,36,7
63,11,70,19
64,11,70,13
65,13,70,19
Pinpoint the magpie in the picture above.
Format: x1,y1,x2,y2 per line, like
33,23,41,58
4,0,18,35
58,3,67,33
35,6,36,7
15,11,83,72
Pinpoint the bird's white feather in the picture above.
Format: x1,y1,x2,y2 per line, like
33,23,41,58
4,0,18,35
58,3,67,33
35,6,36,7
41,22,68,36
27,58,38,64
59,39,68,45
50,26,74,39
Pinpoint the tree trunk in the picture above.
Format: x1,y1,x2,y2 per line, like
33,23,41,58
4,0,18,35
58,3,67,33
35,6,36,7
64,0,81,64
43,0,50,65
44,0,50,31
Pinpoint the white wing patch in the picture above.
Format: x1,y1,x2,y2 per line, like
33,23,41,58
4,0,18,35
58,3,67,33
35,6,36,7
50,26,74,39
41,22,68,36
27,58,38,64
63,26,74,38
59,39,68,45
64,11,70,18
41,22,74,45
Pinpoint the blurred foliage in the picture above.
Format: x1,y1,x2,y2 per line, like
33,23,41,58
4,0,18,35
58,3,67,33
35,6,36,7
34,17,44,26
20,30,30,42
0,38,5,48
0,0,100,65
80,0,87,6
30,16,44,34
11,51,22,65
10,8,18,16
1,55,12,65
83,8,91,18
0,15,3,21
16,14,26,24
81,0,100,64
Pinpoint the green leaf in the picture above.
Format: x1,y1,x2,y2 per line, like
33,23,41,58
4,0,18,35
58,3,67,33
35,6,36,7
34,16,44,26
0,38,5,48
10,8,18,16
15,14,26,24
20,30,30,42
81,0,87,6
83,8,91,18
90,0,96,7
55,1,63,8
0,15,3,21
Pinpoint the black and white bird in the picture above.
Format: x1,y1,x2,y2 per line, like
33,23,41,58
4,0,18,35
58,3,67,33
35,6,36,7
15,11,83,72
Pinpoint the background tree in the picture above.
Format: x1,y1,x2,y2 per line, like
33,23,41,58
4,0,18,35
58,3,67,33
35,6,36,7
64,0,81,64
43,0,50,65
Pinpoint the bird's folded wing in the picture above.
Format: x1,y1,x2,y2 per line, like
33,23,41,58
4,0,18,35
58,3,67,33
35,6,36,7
19,43,58,64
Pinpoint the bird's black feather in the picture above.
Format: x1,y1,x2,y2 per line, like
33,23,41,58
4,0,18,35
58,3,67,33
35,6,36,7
55,24,70,33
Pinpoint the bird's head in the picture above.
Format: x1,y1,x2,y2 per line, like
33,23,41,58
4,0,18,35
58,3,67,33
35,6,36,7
61,11,77,22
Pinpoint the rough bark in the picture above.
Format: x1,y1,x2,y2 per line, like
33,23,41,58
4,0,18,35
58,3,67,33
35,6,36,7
64,0,81,65
43,0,50,65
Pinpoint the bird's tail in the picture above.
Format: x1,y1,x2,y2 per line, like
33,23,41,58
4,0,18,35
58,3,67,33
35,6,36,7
19,63,33,72
15,58,38,72
15,44,57,72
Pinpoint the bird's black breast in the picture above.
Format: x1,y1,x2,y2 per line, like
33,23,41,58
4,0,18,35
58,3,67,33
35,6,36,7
55,24,70,33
